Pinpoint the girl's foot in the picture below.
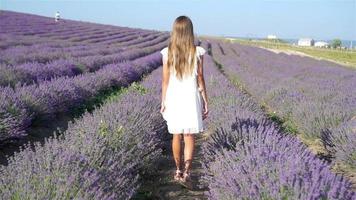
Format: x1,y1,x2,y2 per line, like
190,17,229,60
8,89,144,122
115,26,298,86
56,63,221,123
181,170,191,183
174,169,183,181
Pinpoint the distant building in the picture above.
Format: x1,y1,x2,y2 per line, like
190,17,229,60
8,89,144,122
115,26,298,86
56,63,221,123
298,38,314,46
55,11,60,22
314,41,329,48
267,35,277,40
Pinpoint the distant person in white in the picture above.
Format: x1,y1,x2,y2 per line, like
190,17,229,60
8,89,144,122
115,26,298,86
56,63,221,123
55,11,60,22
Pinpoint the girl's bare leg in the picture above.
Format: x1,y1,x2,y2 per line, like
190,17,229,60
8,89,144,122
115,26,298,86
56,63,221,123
183,133,195,173
172,134,183,170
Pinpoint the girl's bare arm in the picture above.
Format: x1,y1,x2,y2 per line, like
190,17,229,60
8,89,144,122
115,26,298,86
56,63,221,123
161,57,170,108
197,55,209,117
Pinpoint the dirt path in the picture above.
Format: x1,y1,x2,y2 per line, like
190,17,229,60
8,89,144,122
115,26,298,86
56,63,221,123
0,113,73,165
258,46,356,69
134,132,210,200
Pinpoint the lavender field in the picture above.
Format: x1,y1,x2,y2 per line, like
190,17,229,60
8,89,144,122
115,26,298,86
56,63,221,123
207,39,356,185
0,11,355,199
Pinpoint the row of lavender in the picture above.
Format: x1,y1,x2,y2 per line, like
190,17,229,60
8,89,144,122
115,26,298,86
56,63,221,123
0,11,169,143
0,11,138,39
0,28,158,50
0,20,128,49
208,39,356,174
0,12,169,87
0,11,166,48
0,68,170,199
0,31,166,65
199,48,355,199
0,51,163,142
0,34,169,87
0,11,169,82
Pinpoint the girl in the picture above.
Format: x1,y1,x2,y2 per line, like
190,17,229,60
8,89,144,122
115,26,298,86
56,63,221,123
160,16,208,184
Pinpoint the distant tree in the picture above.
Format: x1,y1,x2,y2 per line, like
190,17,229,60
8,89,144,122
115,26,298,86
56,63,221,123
331,39,342,49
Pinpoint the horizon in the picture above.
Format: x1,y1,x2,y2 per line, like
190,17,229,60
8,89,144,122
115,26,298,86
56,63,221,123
2,9,355,43
1,0,355,41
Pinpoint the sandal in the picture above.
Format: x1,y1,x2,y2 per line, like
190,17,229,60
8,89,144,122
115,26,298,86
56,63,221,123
181,170,191,183
174,169,183,181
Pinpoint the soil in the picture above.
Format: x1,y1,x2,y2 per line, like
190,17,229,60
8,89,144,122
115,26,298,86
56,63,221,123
133,132,210,200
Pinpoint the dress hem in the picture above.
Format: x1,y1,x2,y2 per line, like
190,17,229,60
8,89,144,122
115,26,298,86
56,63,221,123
167,128,204,134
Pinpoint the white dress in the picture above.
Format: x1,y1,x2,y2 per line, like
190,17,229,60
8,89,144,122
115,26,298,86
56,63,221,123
160,46,206,134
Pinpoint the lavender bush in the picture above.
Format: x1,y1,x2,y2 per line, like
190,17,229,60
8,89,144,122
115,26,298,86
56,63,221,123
202,121,355,200
207,39,356,172
199,51,355,199
0,32,168,87
322,118,356,169
0,68,168,199
0,87,32,141
0,52,162,142
0,11,170,142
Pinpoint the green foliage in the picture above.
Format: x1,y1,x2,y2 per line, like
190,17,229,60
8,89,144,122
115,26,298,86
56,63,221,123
132,190,154,200
282,119,298,135
131,82,148,95
70,85,125,118
228,38,356,69
331,39,342,49
75,64,86,73
213,60,224,74
69,80,149,119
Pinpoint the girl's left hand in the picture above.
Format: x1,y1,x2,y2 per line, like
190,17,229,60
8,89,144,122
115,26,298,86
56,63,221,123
160,102,166,113
202,102,209,120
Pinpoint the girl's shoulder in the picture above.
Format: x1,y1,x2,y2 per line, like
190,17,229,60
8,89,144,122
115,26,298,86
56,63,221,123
195,46,206,56
160,47,168,55
160,47,169,60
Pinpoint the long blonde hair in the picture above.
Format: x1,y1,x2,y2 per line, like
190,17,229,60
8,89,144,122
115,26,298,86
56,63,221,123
167,16,196,80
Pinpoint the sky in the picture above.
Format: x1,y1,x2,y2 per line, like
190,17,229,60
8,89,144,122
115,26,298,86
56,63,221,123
1,0,355,40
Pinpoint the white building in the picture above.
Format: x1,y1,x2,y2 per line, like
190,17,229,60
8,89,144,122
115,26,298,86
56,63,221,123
314,41,329,48
298,38,314,46
226,38,236,42
55,11,60,22
267,35,277,40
